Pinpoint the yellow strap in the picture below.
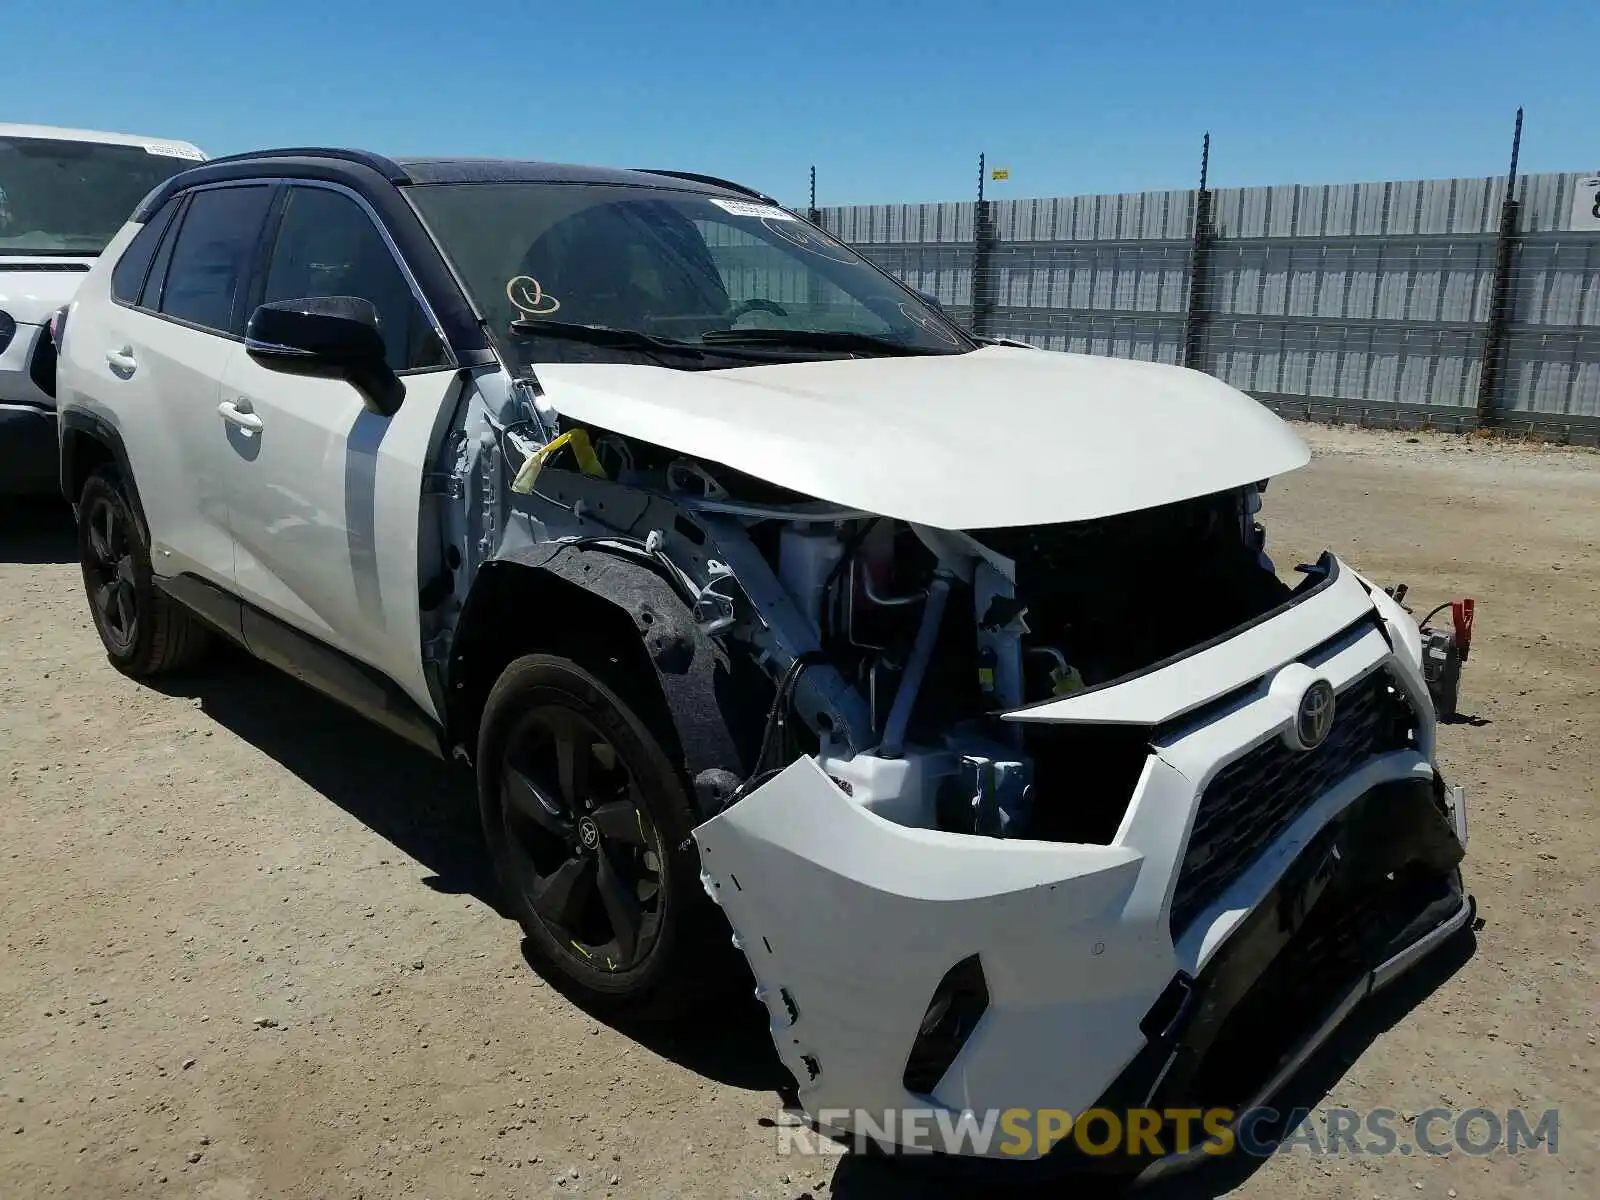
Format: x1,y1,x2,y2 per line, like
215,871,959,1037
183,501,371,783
566,427,604,477
1051,665,1086,696
510,428,605,495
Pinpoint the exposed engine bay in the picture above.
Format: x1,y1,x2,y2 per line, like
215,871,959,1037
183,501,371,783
448,384,1324,847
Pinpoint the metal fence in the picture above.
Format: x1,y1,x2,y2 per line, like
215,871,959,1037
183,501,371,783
806,147,1600,444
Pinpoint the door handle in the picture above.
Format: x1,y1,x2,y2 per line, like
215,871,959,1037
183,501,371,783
218,399,264,433
105,346,137,375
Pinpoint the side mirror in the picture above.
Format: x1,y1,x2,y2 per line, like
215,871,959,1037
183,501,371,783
245,296,404,416
914,288,948,315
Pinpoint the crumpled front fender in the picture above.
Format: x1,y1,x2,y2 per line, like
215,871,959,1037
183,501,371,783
474,543,749,807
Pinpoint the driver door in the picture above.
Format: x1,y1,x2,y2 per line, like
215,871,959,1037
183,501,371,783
219,182,457,720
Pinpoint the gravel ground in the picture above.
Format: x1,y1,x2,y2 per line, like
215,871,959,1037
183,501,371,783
1,423,1596,1200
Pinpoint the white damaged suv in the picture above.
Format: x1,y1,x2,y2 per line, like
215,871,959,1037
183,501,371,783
55,148,1473,1176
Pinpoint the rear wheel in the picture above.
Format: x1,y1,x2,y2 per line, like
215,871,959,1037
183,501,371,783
476,653,724,1018
77,467,211,677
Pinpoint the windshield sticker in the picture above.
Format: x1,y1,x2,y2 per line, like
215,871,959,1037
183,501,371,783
143,143,205,160
507,275,560,317
708,197,797,222
761,218,857,264
897,300,962,346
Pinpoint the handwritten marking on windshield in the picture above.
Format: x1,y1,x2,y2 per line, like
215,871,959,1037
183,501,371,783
761,218,857,263
897,300,961,346
507,275,561,316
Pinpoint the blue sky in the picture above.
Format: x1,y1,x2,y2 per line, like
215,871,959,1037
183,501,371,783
5,0,1595,205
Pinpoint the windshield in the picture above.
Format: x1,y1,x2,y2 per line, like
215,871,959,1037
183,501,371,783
0,137,199,256
406,180,973,368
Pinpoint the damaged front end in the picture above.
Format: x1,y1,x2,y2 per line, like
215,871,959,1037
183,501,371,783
691,540,1474,1171
442,366,1472,1171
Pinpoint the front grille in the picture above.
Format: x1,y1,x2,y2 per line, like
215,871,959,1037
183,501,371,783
1169,669,1413,936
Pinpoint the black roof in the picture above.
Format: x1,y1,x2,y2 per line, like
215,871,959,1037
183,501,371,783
392,157,748,193
134,146,778,220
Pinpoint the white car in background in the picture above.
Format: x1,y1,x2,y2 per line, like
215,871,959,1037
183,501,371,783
1,124,203,494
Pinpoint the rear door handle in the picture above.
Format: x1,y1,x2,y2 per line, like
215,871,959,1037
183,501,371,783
105,346,137,375
218,399,264,433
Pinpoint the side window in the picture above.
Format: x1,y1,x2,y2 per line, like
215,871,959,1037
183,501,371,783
110,197,179,305
158,185,274,334
262,187,447,372
139,195,184,310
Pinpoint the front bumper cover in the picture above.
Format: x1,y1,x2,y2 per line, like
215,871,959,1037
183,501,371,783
699,764,1469,1175
696,558,1471,1175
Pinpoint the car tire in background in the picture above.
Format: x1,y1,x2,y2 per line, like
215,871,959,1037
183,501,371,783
76,467,211,676
475,652,728,1020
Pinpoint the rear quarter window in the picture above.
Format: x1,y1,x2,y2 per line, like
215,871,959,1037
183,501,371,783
110,197,181,305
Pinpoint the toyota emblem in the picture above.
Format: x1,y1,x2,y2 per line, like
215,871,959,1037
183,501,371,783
1294,680,1337,750
578,817,600,850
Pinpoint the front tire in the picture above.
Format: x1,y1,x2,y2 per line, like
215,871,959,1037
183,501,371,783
77,467,210,677
476,653,723,1019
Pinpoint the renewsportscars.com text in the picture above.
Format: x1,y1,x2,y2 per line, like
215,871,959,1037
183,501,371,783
774,1105,1560,1160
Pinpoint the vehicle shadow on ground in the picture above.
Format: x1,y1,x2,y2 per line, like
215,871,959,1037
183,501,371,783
148,650,789,1092
553,957,793,1094
0,497,77,564
150,646,496,900
822,927,1478,1200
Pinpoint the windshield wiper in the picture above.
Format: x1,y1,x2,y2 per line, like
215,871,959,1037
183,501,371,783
509,318,704,355
508,319,803,366
697,328,947,356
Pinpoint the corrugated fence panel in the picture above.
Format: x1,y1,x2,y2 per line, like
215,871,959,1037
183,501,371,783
815,170,1598,437
1503,224,1600,419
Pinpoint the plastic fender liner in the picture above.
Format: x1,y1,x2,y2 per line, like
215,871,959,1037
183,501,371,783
58,408,143,517
488,541,748,809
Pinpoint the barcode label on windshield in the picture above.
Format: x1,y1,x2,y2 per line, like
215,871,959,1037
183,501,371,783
144,143,205,160
708,198,797,221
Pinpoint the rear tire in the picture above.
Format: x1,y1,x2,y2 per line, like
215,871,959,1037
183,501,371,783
77,467,211,677
476,652,728,1020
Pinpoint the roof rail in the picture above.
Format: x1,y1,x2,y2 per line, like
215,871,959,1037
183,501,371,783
632,169,779,205
189,147,409,183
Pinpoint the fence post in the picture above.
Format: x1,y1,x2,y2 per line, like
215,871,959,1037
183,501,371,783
972,152,998,338
1475,107,1524,429
805,165,826,314
1182,132,1214,370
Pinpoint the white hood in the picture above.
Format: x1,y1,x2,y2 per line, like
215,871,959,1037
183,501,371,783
533,346,1311,529
0,263,92,325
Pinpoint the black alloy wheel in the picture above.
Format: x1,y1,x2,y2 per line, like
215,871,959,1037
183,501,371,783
76,467,210,676
476,653,727,1018
82,487,139,655
500,704,664,973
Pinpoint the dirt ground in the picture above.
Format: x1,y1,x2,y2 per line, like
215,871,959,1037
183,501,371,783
2,424,1596,1200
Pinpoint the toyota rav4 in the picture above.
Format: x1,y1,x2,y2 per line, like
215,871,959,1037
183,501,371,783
54,147,1474,1176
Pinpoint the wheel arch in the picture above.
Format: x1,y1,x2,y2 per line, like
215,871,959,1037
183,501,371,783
59,409,144,524
447,546,757,815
